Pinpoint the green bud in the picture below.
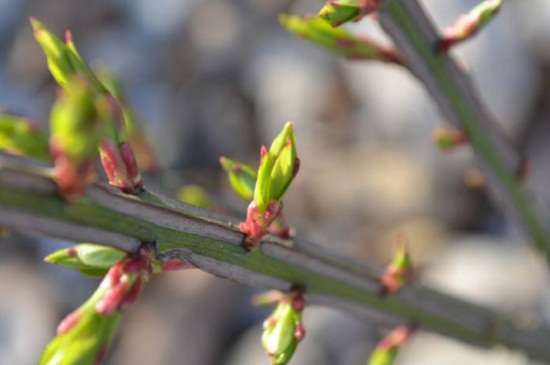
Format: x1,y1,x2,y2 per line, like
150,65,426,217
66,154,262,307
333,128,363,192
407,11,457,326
95,65,159,173
262,295,305,365
368,326,412,365
45,243,125,277
457,0,503,38
271,340,298,365
319,1,362,27
49,76,109,199
368,347,398,365
98,110,143,193
220,156,257,201
380,241,413,295
0,114,49,160
254,122,299,213
432,128,466,151
121,108,159,173
279,15,401,64
439,0,503,51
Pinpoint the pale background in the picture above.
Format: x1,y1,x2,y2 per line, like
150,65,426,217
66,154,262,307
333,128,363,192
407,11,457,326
1,0,550,364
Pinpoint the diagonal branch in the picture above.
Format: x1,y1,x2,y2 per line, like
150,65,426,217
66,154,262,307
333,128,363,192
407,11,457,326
377,0,550,264
1,156,550,362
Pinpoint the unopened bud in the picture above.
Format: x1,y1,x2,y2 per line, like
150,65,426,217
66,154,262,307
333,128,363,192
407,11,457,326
240,122,299,247
254,122,299,213
438,0,503,52
49,77,107,199
432,128,467,151
98,96,143,193
96,65,159,173
95,245,154,315
262,293,306,365
368,326,412,365
380,239,413,295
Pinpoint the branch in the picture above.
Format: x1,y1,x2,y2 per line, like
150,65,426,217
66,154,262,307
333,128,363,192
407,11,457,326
1,156,550,362
378,0,550,264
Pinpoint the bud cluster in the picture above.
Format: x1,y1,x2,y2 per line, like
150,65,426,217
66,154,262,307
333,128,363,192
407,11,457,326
48,77,107,199
31,18,143,195
41,245,155,365
221,122,299,248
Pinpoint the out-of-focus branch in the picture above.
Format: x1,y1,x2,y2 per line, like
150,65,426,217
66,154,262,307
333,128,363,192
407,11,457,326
1,157,550,362
377,0,550,265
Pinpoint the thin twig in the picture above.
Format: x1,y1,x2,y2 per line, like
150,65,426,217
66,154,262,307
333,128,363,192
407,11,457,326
378,0,550,264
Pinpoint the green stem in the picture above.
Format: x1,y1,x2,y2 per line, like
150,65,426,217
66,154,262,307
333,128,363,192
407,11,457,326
1,160,549,362
378,0,550,262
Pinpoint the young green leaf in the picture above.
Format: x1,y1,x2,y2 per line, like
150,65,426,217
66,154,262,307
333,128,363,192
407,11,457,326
319,0,362,26
30,17,74,86
45,243,126,277
280,15,401,64
220,156,257,201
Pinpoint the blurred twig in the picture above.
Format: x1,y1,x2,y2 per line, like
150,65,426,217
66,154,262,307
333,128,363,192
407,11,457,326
378,0,550,265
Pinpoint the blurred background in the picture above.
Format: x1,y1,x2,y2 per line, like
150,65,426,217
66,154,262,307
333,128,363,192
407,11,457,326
1,0,550,364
